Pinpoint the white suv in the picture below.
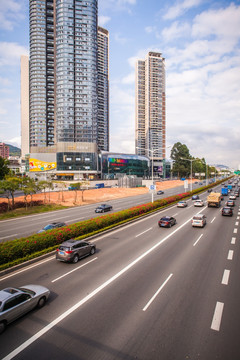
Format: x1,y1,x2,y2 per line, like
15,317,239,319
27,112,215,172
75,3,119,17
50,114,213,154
191,214,206,227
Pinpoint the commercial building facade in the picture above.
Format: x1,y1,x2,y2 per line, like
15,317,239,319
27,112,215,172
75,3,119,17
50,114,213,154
22,0,109,179
135,52,166,178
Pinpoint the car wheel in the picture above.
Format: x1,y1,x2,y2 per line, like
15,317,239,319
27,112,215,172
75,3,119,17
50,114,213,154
169,223,172,228
90,247,95,255
0,321,6,334
72,254,79,263
37,296,46,308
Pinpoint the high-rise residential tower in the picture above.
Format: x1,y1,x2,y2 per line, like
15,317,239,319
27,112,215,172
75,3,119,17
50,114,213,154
25,0,109,179
97,26,109,152
135,52,166,177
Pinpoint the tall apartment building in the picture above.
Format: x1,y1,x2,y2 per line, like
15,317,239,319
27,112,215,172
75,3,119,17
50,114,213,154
135,52,166,176
24,0,109,179
97,26,109,152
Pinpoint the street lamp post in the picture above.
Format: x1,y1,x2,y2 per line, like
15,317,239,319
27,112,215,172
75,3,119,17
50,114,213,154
180,157,194,192
136,146,170,202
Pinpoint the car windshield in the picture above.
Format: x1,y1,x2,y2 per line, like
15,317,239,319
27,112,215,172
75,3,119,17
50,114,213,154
193,216,203,220
161,217,170,221
59,246,70,251
43,224,54,230
18,287,35,296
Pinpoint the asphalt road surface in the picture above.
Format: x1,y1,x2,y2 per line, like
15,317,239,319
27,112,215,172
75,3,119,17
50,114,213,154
0,183,240,359
0,182,201,242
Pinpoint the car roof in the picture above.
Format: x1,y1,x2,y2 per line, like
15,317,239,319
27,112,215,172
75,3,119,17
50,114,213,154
60,239,87,246
0,288,21,302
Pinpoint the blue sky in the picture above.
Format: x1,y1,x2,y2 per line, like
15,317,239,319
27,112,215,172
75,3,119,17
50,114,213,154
0,0,240,169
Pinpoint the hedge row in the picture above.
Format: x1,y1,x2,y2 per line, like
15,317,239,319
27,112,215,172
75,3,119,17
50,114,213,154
0,191,191,269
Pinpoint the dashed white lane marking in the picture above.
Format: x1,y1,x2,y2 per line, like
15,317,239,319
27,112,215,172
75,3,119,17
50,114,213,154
235,221,239,226
211,217,216,223
231,237,236,244
135,227,152,238
221,269,230,285
233,228,238,233
51,257,98,283
211,302,224,331
142,273,173,311
193,234,203,246
227,250,234,260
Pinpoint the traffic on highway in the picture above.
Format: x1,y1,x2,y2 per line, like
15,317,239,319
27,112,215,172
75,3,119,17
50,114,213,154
0,179,240,359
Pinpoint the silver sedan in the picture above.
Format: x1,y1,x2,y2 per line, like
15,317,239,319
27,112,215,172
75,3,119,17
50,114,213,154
0,284,50,334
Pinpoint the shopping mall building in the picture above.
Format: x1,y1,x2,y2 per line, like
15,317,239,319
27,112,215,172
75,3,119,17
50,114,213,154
26,151,170,181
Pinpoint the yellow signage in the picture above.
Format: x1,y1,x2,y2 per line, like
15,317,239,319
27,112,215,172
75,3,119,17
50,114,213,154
29,158,56,172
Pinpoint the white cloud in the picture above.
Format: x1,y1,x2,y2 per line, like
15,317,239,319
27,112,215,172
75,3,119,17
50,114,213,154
161,21,191,42
98,15,111,26
0,0,25,30
163,0,203,20
192,3,240,40
0,42,28,66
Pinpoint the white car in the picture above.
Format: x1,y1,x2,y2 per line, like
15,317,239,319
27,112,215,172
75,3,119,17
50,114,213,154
191,214,207,227
194,200,204,207
177,201,188,208
229,195,236,200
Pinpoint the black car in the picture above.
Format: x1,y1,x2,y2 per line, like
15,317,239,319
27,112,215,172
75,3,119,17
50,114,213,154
95,204,113,213
222,207,233,216
56,239,96,263
37,222,67,233
207,189,212,193
157,190,164,195
158,216,176,228
192,195,199,200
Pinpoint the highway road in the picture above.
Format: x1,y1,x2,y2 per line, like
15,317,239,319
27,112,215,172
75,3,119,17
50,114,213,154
0,182,240,359
0,182,201,242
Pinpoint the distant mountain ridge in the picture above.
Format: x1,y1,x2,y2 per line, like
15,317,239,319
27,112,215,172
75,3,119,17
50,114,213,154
6,144,21,156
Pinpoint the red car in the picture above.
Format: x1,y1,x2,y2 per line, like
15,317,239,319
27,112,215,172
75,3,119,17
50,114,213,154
158,216,176,228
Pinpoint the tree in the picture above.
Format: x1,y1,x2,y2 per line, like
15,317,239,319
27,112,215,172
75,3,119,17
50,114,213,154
0,176,22,209
21,177,39,208
170,142,191,178
0,156,10,180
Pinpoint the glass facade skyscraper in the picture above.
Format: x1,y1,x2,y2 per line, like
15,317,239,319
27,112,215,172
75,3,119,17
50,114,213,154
29,0,108,175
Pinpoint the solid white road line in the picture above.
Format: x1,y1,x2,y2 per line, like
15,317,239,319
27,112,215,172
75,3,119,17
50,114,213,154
135,227,152,238
211,302,224,331
0,256,55,282
2,216,193,360
227,250,234,260
193,234,203,246
231,237,236,244
142,273,173,311
221,269,230,285
0,234,18,240
52,257,98,283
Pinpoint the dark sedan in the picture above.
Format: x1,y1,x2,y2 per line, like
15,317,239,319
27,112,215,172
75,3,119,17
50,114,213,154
157,190,164,195
37,222,66,233
222,207,233,216
95,204,113,213
192,195,199,200
158,216,176,228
